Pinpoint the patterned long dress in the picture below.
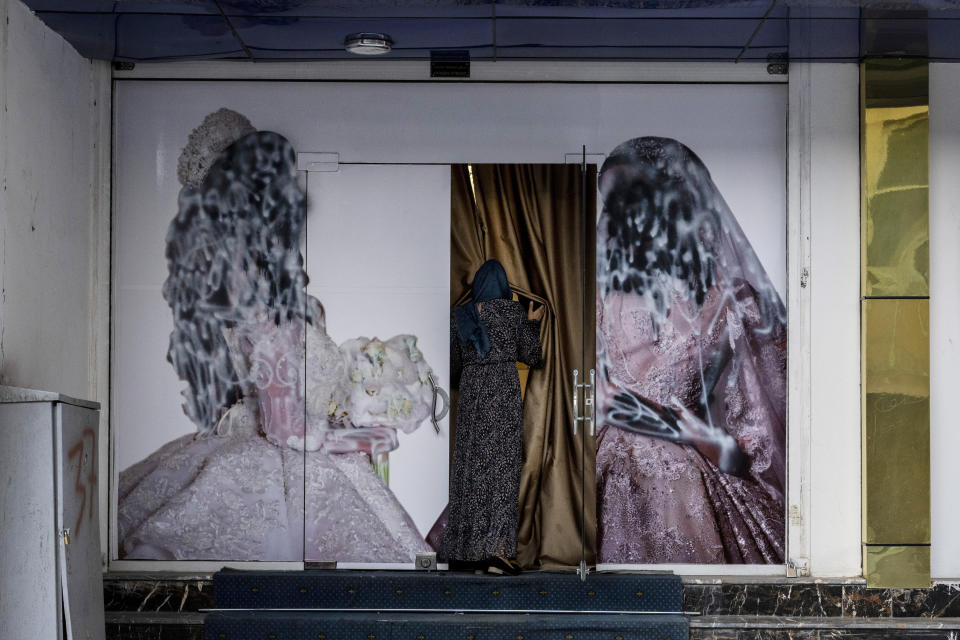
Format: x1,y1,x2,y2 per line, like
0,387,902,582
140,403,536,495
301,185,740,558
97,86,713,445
442,298,542,561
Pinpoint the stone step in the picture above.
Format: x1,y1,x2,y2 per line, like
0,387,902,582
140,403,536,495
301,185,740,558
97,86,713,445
103,612,960,640
690,615,960,639
203,610,689,640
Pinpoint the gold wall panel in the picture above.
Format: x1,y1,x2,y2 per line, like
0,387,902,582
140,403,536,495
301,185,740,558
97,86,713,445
861,298,930,545
861,59,929,298
863,545,930,589
861,58,929,588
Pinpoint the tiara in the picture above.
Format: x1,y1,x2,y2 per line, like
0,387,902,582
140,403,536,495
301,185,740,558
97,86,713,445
177,108,256,188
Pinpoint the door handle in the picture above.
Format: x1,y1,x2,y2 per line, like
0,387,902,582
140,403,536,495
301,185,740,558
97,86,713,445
428,374,449,435
587,368,596,436
572,369,579,436
573,368,596,437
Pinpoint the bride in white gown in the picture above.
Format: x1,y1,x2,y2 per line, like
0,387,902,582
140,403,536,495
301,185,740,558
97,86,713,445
117,110,433,562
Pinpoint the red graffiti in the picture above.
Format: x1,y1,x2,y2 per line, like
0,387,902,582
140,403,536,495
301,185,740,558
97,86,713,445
67,428,97,535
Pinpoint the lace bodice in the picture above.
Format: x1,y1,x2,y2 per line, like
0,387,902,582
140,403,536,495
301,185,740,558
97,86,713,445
598,286,729,409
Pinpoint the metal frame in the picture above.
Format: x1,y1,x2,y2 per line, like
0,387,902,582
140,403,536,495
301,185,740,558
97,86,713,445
104,60,804,576
786,60,813,578
111,59,784,84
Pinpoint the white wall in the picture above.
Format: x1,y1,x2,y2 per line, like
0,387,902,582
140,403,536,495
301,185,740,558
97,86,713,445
930,63,960,580
0,0,109,399
0,0,111,560
785,63,862,579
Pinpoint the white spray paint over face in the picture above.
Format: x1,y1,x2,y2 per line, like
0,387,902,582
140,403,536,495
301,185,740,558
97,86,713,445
163,125,313,435
597,136,787,483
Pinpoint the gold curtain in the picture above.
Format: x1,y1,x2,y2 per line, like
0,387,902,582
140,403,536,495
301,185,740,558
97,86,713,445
450,164,596,569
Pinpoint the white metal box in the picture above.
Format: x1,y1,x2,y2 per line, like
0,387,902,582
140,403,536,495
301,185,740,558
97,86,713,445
0,386,104,640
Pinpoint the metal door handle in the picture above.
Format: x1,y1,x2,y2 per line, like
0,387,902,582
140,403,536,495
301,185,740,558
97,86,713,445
572,369,579,436
428,374,449,434
588,369,596,436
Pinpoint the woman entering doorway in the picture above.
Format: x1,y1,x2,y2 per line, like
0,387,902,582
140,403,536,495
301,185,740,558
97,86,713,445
443,260,544,575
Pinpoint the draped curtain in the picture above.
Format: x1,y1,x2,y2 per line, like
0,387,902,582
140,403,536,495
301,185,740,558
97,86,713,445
450,164,596,569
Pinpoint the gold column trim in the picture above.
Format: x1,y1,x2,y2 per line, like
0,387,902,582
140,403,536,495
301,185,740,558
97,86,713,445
860,58,930,589
861,59,929,298
863,545,930,590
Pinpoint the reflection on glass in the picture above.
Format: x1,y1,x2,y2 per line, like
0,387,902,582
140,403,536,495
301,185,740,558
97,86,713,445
864,545,930,589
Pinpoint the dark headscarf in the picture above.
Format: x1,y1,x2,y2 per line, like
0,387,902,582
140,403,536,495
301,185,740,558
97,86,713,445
454,259,512,357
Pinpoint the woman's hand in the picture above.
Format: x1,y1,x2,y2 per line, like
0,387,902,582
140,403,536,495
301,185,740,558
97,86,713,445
527,302,545,322
604,388,748,477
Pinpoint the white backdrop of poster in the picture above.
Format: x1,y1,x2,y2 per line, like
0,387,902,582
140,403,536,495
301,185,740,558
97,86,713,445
305,165,450,538
113,80,785,561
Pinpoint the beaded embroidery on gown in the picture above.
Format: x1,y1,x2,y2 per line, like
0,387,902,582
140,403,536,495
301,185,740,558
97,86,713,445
595,137,786,564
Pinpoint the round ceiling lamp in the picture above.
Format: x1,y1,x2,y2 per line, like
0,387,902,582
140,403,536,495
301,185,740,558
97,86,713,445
344,32,394,56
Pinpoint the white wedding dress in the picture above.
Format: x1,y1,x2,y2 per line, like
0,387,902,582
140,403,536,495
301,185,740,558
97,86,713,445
118,307,433,562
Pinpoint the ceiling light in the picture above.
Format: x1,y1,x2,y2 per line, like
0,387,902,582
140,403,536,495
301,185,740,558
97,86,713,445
344,33,393,56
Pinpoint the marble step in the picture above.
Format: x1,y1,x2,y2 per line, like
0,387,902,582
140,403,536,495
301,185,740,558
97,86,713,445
202,610,689,640
690,615,960,639
104,612,960,640
104,577,960,619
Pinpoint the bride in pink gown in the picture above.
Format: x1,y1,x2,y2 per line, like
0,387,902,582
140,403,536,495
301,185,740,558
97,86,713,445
595,137,786,564
117,111,432,562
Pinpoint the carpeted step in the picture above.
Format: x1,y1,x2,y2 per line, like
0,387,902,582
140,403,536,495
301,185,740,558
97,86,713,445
203,610,689,640
213,571,683,613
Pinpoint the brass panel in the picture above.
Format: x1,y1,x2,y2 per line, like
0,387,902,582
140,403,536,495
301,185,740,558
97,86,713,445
862,58,929,110
861,299,929,544
861,58,929,588
861,59,929,298
863,545,930,589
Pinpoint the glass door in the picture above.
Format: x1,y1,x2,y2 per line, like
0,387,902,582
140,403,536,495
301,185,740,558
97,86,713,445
575,154,598,579
112,128,310,564
303,163,452,565
448,162,594,574
301,160,595,570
